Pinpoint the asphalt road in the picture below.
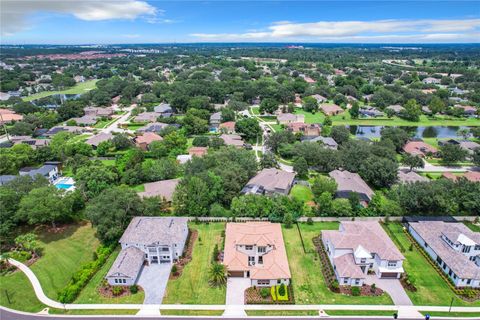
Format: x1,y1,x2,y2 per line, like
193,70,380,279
0,308,406,320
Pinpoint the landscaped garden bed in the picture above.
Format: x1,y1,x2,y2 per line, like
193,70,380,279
98,282,143,299
170,228,198,279
245,284,294,304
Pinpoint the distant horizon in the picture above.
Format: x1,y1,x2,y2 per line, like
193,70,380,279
2,42,480,47
1,1,478,44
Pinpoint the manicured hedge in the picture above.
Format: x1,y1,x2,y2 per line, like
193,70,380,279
57,245,114,303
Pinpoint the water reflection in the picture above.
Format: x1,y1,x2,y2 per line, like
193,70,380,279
346,125,471,139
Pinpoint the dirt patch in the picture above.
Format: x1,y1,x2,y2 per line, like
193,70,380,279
170,229,197,279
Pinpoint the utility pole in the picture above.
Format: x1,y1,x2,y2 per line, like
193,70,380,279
449,297,454,312
0,112,11,143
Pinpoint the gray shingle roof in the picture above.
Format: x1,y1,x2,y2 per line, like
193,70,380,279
138,178,180,201
119,217,189,246
323,221,405,261
409,221,480,279
244,168,296,193
329,170,374,201
106,247,144,279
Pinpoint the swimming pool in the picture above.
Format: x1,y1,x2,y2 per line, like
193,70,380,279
54,177,75,191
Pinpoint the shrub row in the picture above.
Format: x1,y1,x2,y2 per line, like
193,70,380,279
313,234,337,291
57,245,114,303
402,229,479,300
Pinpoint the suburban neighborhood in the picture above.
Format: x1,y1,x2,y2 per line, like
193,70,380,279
1,2,480,318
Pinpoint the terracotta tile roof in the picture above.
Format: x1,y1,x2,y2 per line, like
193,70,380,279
135,132,163,145
219,121,236,132
188,146,208,157
224,222,291,280
319,103,344,116
464,171,480,182
402,141,437,157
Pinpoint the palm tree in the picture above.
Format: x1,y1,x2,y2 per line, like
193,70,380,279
208,263,227,287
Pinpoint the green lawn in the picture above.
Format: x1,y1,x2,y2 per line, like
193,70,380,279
50,309,139,315
289,185,314,204
162,222,226,304
126,123,145,130
421,311,480,318
326,310,397,316
161,310,224,316
0,222,100,311
426,158,474,167
23,80,98,102
100,159,116,166
270,124,284,132
130,184,145,192
282,222,393,305
463,221,480,232
74,248,145,304
0,267,45,312
384,223,480,306
246,310,319,316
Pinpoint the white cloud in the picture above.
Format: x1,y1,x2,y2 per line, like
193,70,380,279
190,18,480,43
1,0,157,36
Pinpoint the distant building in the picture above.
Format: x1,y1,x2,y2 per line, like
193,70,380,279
138,178,180,201
86,132,114,148
220,134,244,148
286,123,321,137
319,103,344,116
422,77,441,84
188,146,208,157
19,164,59,183
303,136,338,150
153,103,173,118
403,141,438,157
210,112,222,128
242,168,296,196
135,132,163,151
397,169,428,184
277,113,305,125
359,106,385,118
329,170,374,206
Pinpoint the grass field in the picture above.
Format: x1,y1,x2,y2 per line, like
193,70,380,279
162,222,226,304
0,222,99,311
161,310,224,316
75,248,145,304
50,309,139,315
246,310,319,316
420,311,480,318
282,222,393,305
463,221,480,232
289,185,314,204
23,80,98,102
384,223,480,306
326,310,397,316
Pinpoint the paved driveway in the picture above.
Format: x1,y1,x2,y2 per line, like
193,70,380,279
364,275,412,306
137,263,172,304
226,277,251,305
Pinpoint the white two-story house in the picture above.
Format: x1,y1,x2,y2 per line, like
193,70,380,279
408,221,480,288
322,221,405,286
223,222,291,287
106,217,188,286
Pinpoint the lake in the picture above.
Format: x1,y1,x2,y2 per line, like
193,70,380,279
348,125,471,139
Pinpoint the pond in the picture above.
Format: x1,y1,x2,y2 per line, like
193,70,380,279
347,125,472,139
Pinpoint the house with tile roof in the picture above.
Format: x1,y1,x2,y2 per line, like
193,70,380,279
242,168,296,196
408,221,480,287
402,141,438,157
135,132,163,151
137,178,180,202
329,170,374,205
223,222,291,286
106,217,188,286
322,221,405,286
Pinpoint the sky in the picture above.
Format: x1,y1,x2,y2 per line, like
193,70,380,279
1,1,479,44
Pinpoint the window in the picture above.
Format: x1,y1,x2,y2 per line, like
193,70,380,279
257,280,270,285
475,245,480,250
258,246,266,253
360,258,366,263
387,261,396,267
248,256,255,265
162,247,169,252
114,279,119,284
467,279,472,285
343,278,348,284
462,246,471,253
245,245,253,250
277,280,281,284
258,256,263,264
122,279,126,284
355,279,360,285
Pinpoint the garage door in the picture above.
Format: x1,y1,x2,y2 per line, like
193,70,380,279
229,271,244,277
381,272,398,278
